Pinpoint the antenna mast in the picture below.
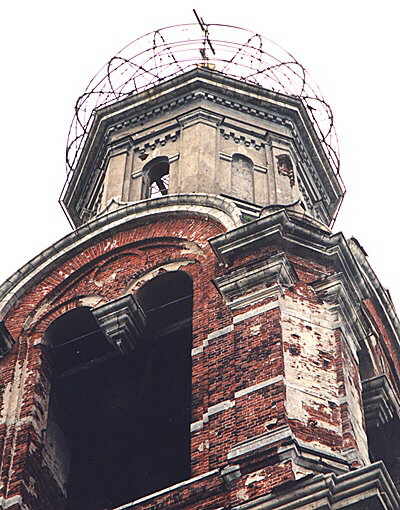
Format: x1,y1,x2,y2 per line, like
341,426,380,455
193,9,216,67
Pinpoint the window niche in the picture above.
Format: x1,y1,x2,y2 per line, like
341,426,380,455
231,153,254,203
135,270,193,488
44,272,193,510
142,156,170,199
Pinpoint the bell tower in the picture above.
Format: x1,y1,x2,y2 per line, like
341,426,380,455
61,66,343,228
0,22,400,510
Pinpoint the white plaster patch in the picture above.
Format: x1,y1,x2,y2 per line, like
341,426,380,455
245,470,266,486
191,324,234,357
190,420,203,432
0,360,25,426
292,461,314,480
103,240,117,252
197,440,210,452
263,418,278,430
282,295,342,450
250,324,261,336
205,399,235,419
0,495,23,509
79,295,106,308
126,260,195,293
236,488,250,501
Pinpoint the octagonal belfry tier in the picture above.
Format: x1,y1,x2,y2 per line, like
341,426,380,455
61,25,345,229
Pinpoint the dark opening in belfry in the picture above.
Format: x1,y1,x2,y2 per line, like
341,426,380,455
142,156,170,199
45,272,193,510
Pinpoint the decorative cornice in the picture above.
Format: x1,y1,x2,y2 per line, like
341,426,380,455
228,425,350,475
209,209,400,356
209,209,332,266
219,128,265,151
362,374,400,428
93,294,146,353
132,130,180,155
214,253,297,309
232,462,400,510
62,68,344,228
177,109,224,128
311,273,367,354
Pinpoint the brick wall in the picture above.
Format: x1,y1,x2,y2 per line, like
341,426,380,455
0,214,399,509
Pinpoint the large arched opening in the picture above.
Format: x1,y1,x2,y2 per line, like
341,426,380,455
45,271,193,510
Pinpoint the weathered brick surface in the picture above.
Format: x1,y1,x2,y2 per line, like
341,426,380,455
364,298,400,392
0,214,399,510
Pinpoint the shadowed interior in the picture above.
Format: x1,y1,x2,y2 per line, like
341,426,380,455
46,271,193,510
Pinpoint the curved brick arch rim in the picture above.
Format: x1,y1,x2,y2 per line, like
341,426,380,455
0,194,241,320
27,258,202,337
26,294,108,338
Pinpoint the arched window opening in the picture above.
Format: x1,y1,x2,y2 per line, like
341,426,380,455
45,307,114,374
231,153,254,202
136,271,193,485
137,270,193,333
45,275,193,510
142,156,170,199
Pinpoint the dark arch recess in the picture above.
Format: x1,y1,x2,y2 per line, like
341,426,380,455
45,272,193,510
142,155,170,199
137,270,193,332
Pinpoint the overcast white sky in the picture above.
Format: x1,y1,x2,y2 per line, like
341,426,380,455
1,1,400,309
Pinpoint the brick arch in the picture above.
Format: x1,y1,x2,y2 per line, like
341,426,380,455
122,257,220,337
0,198,236,323
0,216,224,510
27,294,107,339
4,217,220,340
24,239,195,330
124,258,199,294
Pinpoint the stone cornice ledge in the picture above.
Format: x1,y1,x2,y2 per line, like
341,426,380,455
0,194,242,320
232,462,399,510
349,237,400,359
93,294,146,353
209,209,400,356
214,252,297,309
113,469,220,510
228,425,350,475
209,209,340,267
312,273,366,354
362,374,400,428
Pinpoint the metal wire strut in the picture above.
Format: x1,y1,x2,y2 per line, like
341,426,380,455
65,23,341,186
193,9,216,62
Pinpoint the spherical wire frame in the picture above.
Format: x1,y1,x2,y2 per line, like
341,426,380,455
66,24,341,182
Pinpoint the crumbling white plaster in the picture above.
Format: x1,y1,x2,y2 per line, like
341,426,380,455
125,260,195,294
245,470,266,486
282,295,341,450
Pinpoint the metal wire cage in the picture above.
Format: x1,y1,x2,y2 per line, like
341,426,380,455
66,23,340,177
